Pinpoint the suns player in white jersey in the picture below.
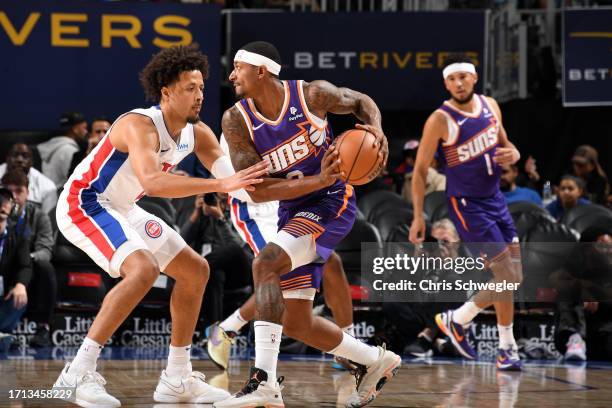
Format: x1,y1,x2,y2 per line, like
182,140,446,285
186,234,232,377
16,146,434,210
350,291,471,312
52,45,268,407
203,135,355,372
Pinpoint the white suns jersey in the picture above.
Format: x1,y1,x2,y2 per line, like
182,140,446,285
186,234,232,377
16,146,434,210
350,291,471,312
62,106,195,215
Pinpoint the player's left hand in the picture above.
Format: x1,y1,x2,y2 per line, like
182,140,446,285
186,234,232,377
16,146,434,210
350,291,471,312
355,123,388,174
493,147,520,166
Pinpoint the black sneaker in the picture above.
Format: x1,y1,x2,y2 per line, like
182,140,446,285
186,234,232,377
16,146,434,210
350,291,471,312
404,336,433,358
435,337,460,357
29,325,52,348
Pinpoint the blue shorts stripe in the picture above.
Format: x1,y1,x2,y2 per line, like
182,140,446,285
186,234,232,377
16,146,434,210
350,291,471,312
80,192,128,250
237,200,268,251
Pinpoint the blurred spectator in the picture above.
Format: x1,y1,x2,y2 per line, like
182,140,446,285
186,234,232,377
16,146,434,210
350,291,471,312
180,193,252,327
546,175,590,221
394,140,419,175
0,144,57,214
1,171,56,347
0,188,32,336
500,164,542,206
385,219,463,358
401,140,445,202
515,155,542,192
68,116,111,175
571,145,610,205
37,112,88,188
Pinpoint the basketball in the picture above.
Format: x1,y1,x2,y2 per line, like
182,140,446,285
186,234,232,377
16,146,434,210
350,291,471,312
335,129,381,185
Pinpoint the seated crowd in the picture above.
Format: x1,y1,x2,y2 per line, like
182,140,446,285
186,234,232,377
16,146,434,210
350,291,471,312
0,112,611,364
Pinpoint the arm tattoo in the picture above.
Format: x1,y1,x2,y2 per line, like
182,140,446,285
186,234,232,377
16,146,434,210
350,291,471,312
305,80,381,126
221,107,262,171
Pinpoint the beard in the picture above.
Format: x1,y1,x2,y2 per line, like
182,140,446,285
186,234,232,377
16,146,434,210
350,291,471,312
451,89,474,105
187,114,200,124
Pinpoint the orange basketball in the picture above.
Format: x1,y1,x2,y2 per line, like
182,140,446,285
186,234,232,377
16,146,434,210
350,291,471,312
335,129,381,185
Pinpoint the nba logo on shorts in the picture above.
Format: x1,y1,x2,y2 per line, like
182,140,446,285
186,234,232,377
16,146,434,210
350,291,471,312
145,220,162,238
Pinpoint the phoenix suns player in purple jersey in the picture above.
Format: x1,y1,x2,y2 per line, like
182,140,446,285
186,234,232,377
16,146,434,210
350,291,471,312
214,42,401,408
410,55,523,370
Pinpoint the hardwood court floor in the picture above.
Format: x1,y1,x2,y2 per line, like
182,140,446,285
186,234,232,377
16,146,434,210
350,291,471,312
1,356,611,407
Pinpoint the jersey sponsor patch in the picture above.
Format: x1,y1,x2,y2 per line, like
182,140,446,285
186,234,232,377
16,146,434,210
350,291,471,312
145,220,163,238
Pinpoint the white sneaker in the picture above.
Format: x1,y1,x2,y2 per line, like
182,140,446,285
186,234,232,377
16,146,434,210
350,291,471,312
213,367,284,408
346,345,401,408
53,362,121,407
153,369,230,403
565,333,587,361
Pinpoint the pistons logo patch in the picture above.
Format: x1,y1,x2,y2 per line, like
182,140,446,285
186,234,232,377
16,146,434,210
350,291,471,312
145,220,162,238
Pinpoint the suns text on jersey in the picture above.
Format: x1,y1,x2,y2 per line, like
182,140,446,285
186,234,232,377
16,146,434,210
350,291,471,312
261,132,313,173
456,123,499,162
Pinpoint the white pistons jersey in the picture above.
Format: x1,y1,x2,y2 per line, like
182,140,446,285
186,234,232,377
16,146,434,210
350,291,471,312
56,106,194,276
63,105,195,214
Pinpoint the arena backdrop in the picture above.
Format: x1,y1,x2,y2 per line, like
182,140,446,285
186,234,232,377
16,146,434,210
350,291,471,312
563,7,612,106
228,11,487,110
0,1,221,130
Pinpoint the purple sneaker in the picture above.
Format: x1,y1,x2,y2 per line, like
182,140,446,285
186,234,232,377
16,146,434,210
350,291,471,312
497,347,522,371
435,310,476,360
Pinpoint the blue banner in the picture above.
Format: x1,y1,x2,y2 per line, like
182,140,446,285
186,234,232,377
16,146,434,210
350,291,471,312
229,11,486,110
563,8,612,106
0,1,221,130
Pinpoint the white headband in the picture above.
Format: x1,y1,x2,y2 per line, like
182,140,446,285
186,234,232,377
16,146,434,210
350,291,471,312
234,49,281,75
443,62,476,79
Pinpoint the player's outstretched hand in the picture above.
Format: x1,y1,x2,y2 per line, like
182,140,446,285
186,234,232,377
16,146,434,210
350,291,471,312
409,217,426,244
220,161,269,192
319,145,343,187
355,123,388,171
493,147,520,166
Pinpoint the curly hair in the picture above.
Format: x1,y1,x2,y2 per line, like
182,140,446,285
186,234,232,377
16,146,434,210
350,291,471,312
140,43,209,103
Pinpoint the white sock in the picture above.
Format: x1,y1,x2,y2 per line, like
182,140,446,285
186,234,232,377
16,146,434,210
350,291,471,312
329,332,380,367
68,337,102,376
166,344,192,379
254,321,282,382
452,302,483,326
497,324,517,350
220,309,248,333
342,324,355,338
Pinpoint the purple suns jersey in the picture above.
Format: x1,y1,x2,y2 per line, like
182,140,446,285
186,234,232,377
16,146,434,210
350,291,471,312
235,79,345,209
436,95,502,198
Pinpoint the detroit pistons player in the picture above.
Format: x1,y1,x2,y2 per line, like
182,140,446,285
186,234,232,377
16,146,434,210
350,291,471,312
409,55,524,370
52,45,268,407
215,41,400,408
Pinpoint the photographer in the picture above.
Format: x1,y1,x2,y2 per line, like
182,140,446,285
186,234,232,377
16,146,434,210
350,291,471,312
180,193,253,328
2,170,56,347
0,188,32,337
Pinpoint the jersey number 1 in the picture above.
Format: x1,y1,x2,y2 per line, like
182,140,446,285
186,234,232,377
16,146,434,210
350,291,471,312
484,153,494,176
